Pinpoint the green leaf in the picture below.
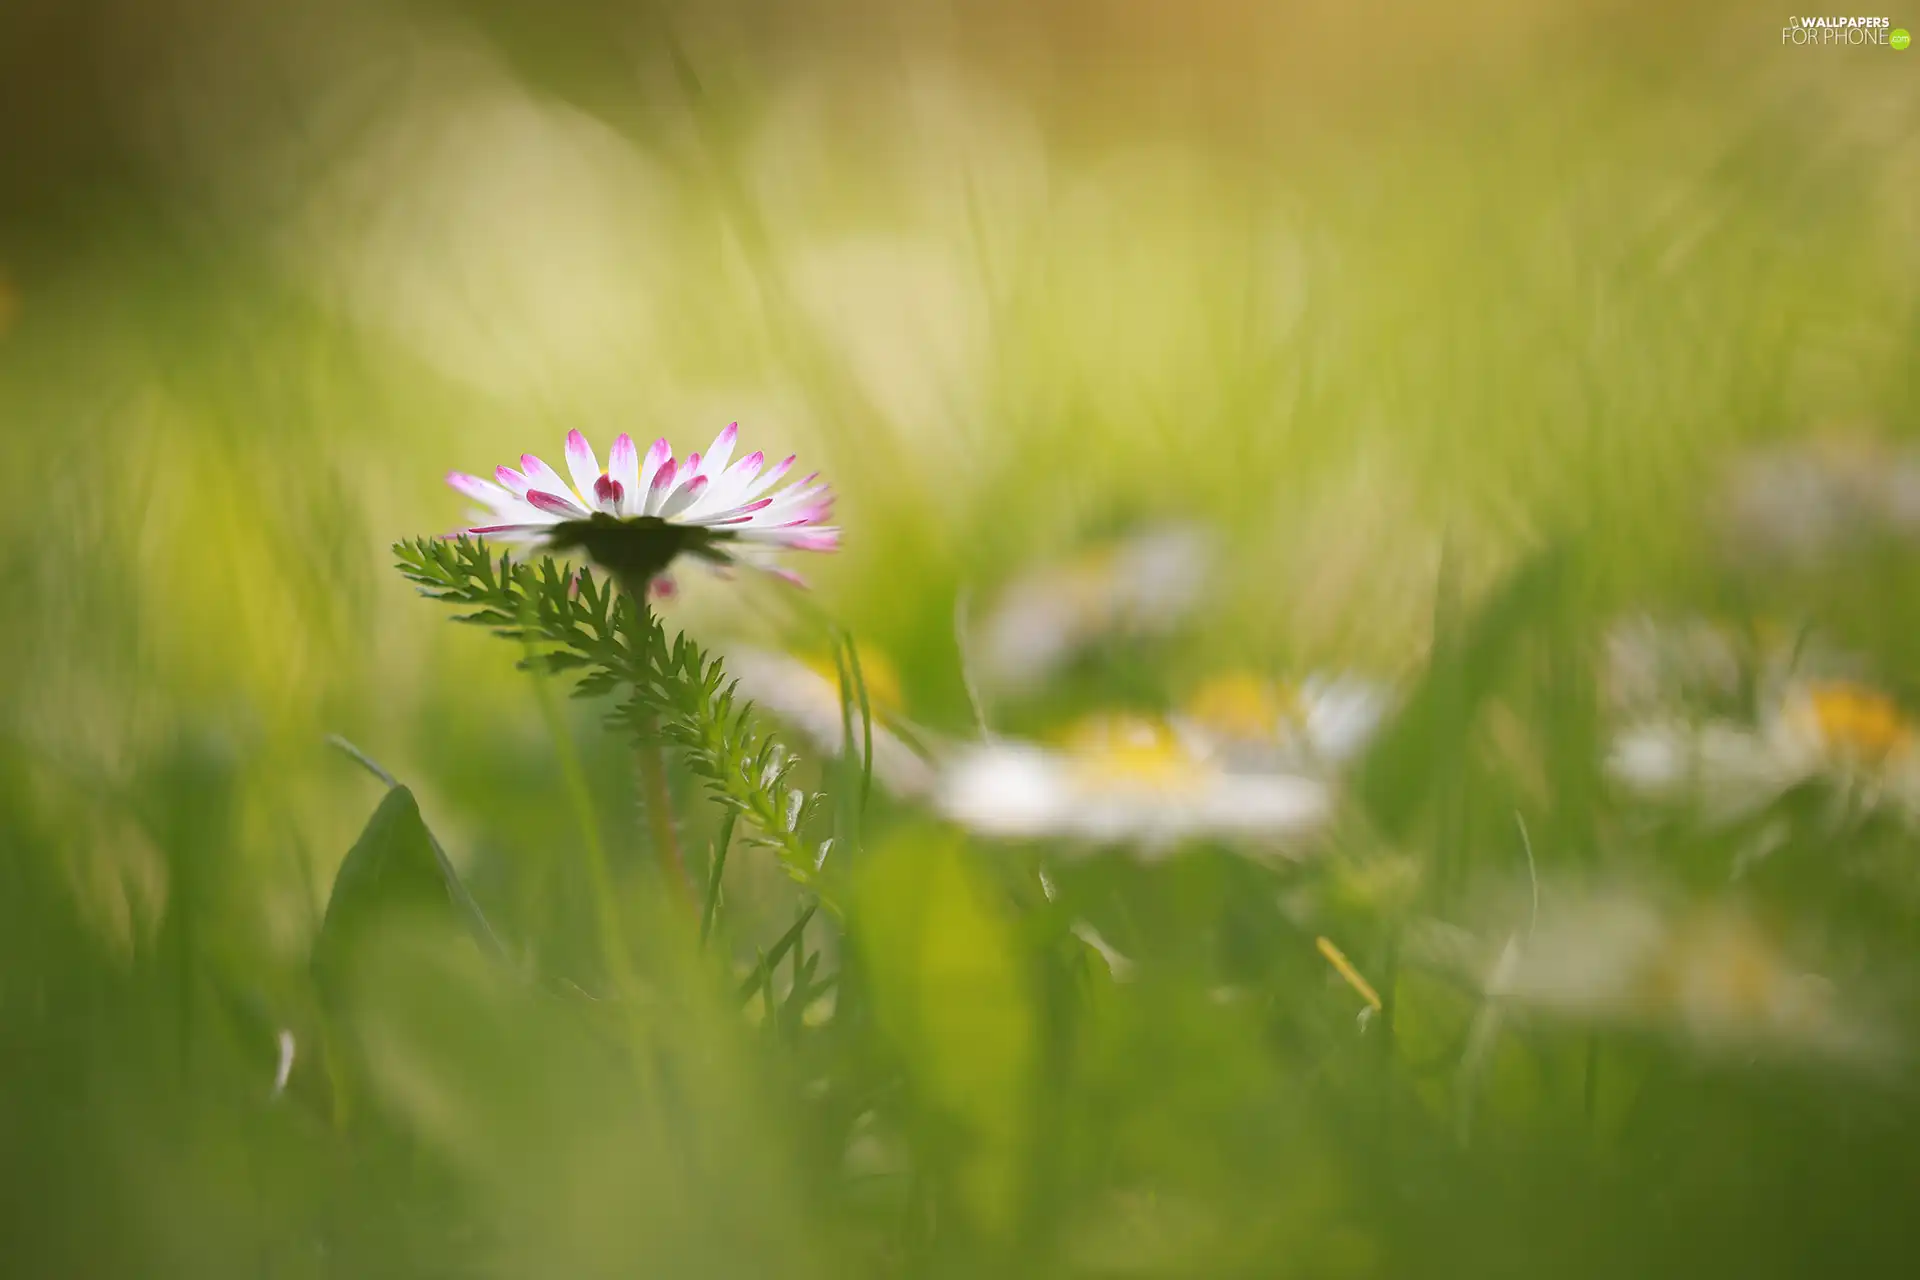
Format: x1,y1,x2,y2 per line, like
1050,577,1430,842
394,535,827,891
312,786,503,990
736,902,818,1004
854,829,1035,1240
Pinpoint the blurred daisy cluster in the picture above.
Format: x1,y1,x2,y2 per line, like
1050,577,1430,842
725,521,1395,857
710,438,1920,1072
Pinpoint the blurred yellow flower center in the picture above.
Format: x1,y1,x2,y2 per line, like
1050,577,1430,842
1184,672,1295,742
1059,714,1209,790
799,646,903,715
1643,914,1823,1035
1795,681,1912,762
1650,919,1776,1014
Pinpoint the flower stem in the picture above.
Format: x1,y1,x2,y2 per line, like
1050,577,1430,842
617,572,694,911
635,712,693,909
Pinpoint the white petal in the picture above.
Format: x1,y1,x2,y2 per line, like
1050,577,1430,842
937,744,1070,837
607,434,642,515
446,472,522,520
741,454,796,502
643,458,679,516
639,438,673,493
519,453,572,499
660,475,710,520
564,430,602,507
525,489,589,518
701,451,765,511
701,422,739,478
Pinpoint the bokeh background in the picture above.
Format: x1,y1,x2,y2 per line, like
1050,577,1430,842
4,1,1920,1275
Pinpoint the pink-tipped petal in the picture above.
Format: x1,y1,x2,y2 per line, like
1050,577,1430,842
564,430,600,504
526,489,586,517
607,434,641,511
769,567,809,589
640,438,672,490
649,575,678,600
787,530,841,552
681,496,775,528
456,522,551,545
703,423,738,476
660,474,709,520
446,471,509,507
645,459,679,514
741,455,796,502
762,482,831,515
593,474,624,508
520,453,570,497
698,451,765,510
776,501,832,527
495,465,531,497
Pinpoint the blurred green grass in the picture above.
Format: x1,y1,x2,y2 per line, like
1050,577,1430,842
3,1,1920,1275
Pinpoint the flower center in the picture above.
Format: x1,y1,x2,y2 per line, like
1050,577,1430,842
1058,714,1210,791
1643,914,1802,1030
1184,672,1296,743
1795,680,1912,762
799,646,904,715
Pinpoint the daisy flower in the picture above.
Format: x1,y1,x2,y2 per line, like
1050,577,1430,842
1719,436,1920,568
1477,886,1882,1065
1608,677,1920,821
935,712,1329,856
1177,670,1391,772
973,524,1213,694
1601,614,1745,718
721,644,935,796
445,423,839,590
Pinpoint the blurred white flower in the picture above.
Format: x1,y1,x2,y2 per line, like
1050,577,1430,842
1484,887,1882,1065
936,713,1329,856
1602,615,1745,717
974,525,1214,695
722,645,934,797
1608,677,1920,820
445,424,838,588
1177,670,1391,771
1720,437,1920,567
